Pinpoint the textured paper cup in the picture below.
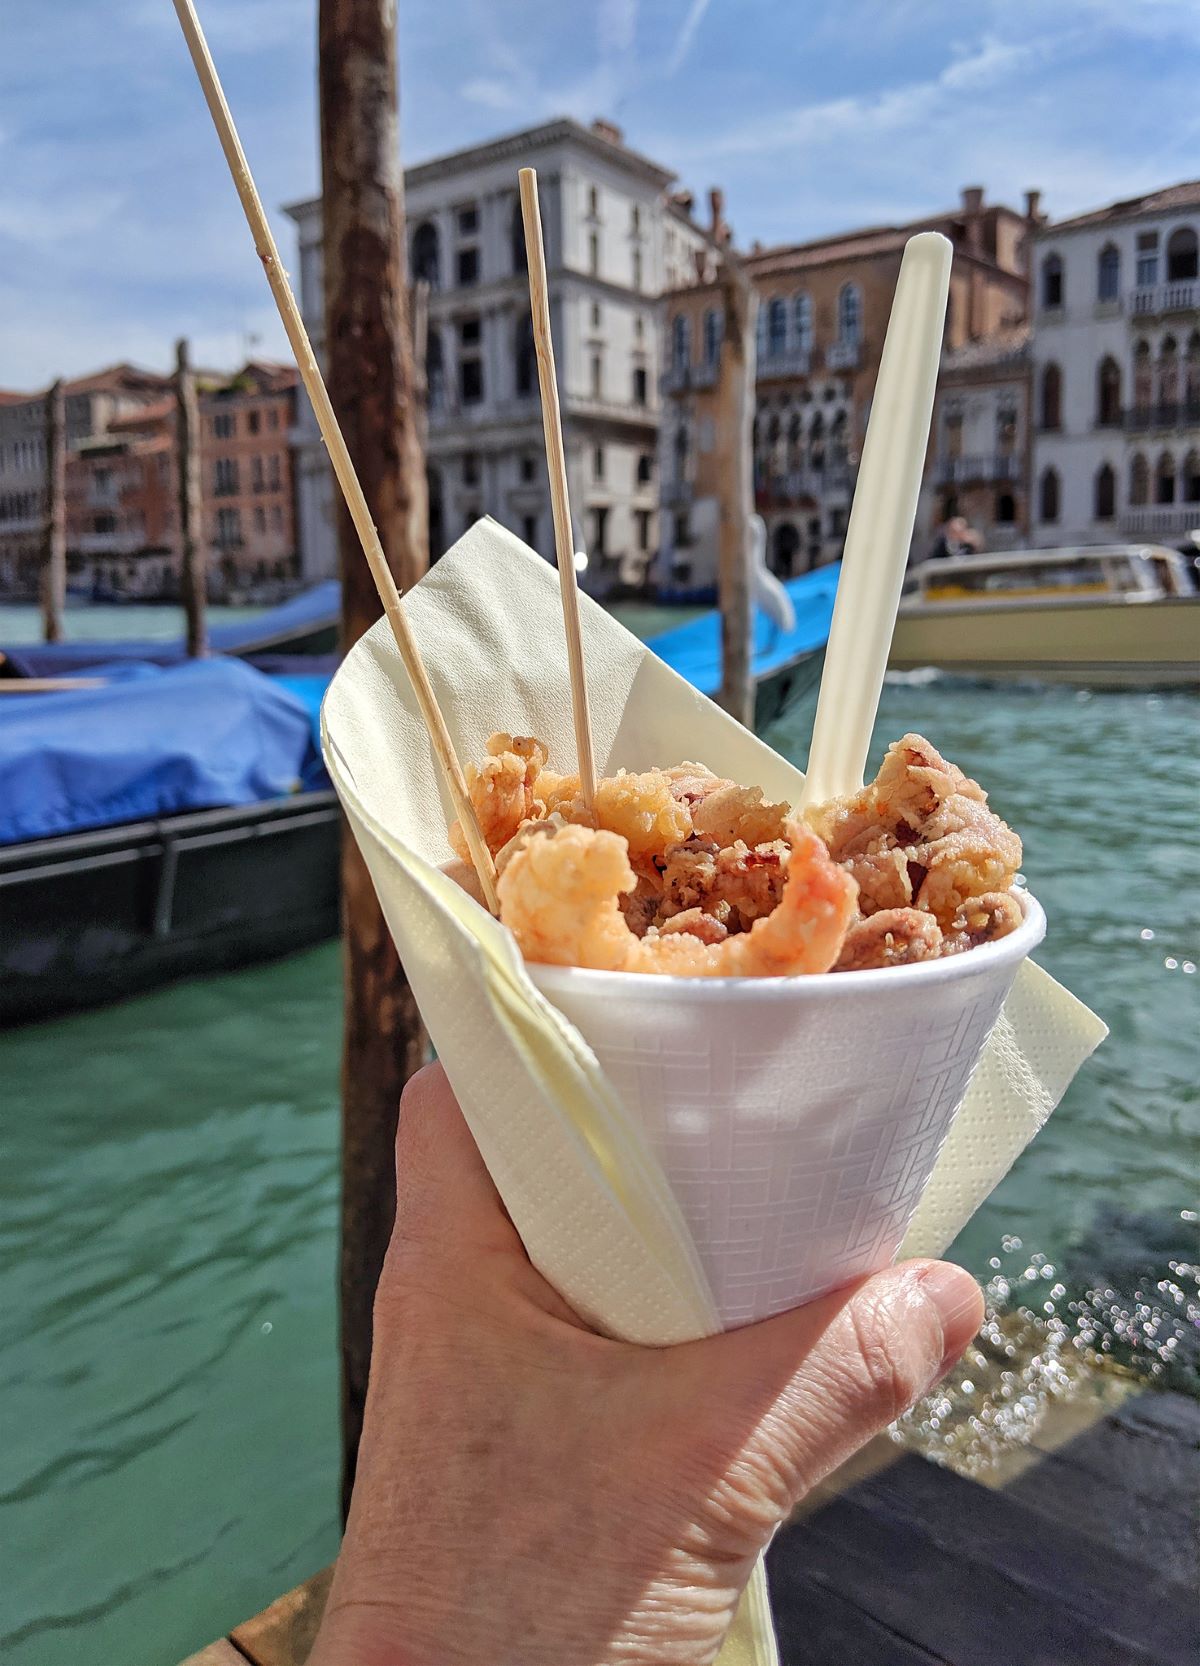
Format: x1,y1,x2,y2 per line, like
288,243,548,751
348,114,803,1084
528,893,1045,1328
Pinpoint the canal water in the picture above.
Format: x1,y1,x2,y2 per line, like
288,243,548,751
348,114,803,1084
0,607,1196,1663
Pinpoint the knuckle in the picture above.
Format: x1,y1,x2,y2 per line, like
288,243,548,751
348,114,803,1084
843,1282,935,1421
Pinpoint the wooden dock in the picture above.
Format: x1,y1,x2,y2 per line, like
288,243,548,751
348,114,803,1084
182,1390,1198,1666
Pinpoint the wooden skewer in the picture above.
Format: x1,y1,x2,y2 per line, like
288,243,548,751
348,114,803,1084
171,0,499,913
518,168,597,811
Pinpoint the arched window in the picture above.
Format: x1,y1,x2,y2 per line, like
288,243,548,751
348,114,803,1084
672,313,691,372
1097,243,1120,303
1096,356,1121,426
829,409,848,465
1039,361,1062,430
510,198,527,275
1166,226,1199,282
786,409,803,468
837,283,861,346
426,326,444,412
1133,339,1153,410
427,464,444,560
994,490,1016,524
771,522,800,578
766,297,787,358
808,410,825,471
794,292,813,355
1158,336,1179,406
1183,449,1200,503
702,307,721,367
1129,453,1149,506
515,314,536,397
1039,466,1060,523
1041,253,1064,309
1094,463,1116,520
673,421,689,483
1155,451,1176,505
412,221,440,289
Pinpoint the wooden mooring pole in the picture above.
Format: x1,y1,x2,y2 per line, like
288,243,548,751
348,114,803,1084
174,338,208,655
716,259,757,728
318,0,430,1519
40,379,66,644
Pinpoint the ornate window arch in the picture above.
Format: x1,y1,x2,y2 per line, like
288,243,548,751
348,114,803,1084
1041,253,1064,308
1094,462,1116,520
837,283,862,345
1097,243,1120,302
1038,466,1060,522
1039,361,1062,430
1096,356,1122,426
1129,453,1149,506
793,292,813,354
1166,226,1198,282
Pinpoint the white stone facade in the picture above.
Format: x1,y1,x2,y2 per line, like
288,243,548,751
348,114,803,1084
285,118,710,593
1031,186,1200,547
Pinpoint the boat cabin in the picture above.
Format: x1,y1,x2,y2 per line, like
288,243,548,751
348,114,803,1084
903,545,1196,609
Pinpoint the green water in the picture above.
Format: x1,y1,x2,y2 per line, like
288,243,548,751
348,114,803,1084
1,668,1197,1664
0,603,266,645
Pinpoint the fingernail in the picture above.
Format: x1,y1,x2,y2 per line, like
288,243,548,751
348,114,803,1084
916,1262,984,1374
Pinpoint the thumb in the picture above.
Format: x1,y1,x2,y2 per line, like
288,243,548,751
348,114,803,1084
693,1260,982,1512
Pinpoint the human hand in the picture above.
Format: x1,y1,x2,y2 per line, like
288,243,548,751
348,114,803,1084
310,1063,983,1666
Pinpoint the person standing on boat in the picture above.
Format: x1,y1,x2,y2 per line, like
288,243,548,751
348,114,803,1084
928,514,983,561
308,1064,983,1665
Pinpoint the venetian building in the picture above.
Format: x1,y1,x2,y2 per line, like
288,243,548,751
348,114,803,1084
286,117,713,595
1030,181,1200,548
660,186,1034,596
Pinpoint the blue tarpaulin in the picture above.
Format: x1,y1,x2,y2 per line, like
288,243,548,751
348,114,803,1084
647,562,839,696
0,658,325,845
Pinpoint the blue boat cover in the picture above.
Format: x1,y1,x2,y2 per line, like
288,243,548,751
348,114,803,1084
0,658,325,845
647,562,839,696
0,580,341,677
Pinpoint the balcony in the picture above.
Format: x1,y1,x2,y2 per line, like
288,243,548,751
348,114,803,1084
932,454,1021,486
1122,505,1200,538
1130,281,1197,317
756,465,852,506
825,340,861,371
757,347,812,379
1125,399,1200,433
660,364,691,394
691,361,719,390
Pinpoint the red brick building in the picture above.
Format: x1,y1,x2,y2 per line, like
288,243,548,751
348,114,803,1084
0,359,300,602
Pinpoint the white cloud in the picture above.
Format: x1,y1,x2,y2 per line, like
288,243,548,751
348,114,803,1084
666,0,712,75
598,0,639,57
460,77,523,112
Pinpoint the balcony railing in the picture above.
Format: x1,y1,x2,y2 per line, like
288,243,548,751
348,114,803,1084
1122,505,1200,537
660,360,721,394
933,454,1021,486
1130,280,1197,317
1125,399,1200,432
825,340,862,371
691,361,719,390
756,464,853,505
663,479,693,508
758,347,812,379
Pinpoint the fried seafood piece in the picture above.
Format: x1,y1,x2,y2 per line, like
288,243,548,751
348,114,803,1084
807,732,1021,929
835,908,943,972
661,761,736,808
572,768,694,867
691,783,790,849
449,732,552,860
943,890,1023,954
497,819,857,977
656,837,789,932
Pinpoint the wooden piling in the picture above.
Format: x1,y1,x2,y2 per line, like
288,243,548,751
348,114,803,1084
715,259,757,729
40,379,66,644
318,0,429,1518
174,339,207,656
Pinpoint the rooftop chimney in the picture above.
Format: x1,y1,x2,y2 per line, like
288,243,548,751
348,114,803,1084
1023,188,1043,223
670,188,695,216
708,185,726,240
590,118,624,147
961,185,985,216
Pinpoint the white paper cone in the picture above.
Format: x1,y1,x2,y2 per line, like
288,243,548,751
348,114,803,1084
528,895,1043,1328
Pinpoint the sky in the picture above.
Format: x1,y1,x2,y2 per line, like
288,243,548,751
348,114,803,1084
0,0,1197,389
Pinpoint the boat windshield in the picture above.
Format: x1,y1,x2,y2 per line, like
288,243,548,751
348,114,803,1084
923,556,1110,599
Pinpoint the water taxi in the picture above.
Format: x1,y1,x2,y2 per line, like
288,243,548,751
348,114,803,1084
891,544,1199,688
